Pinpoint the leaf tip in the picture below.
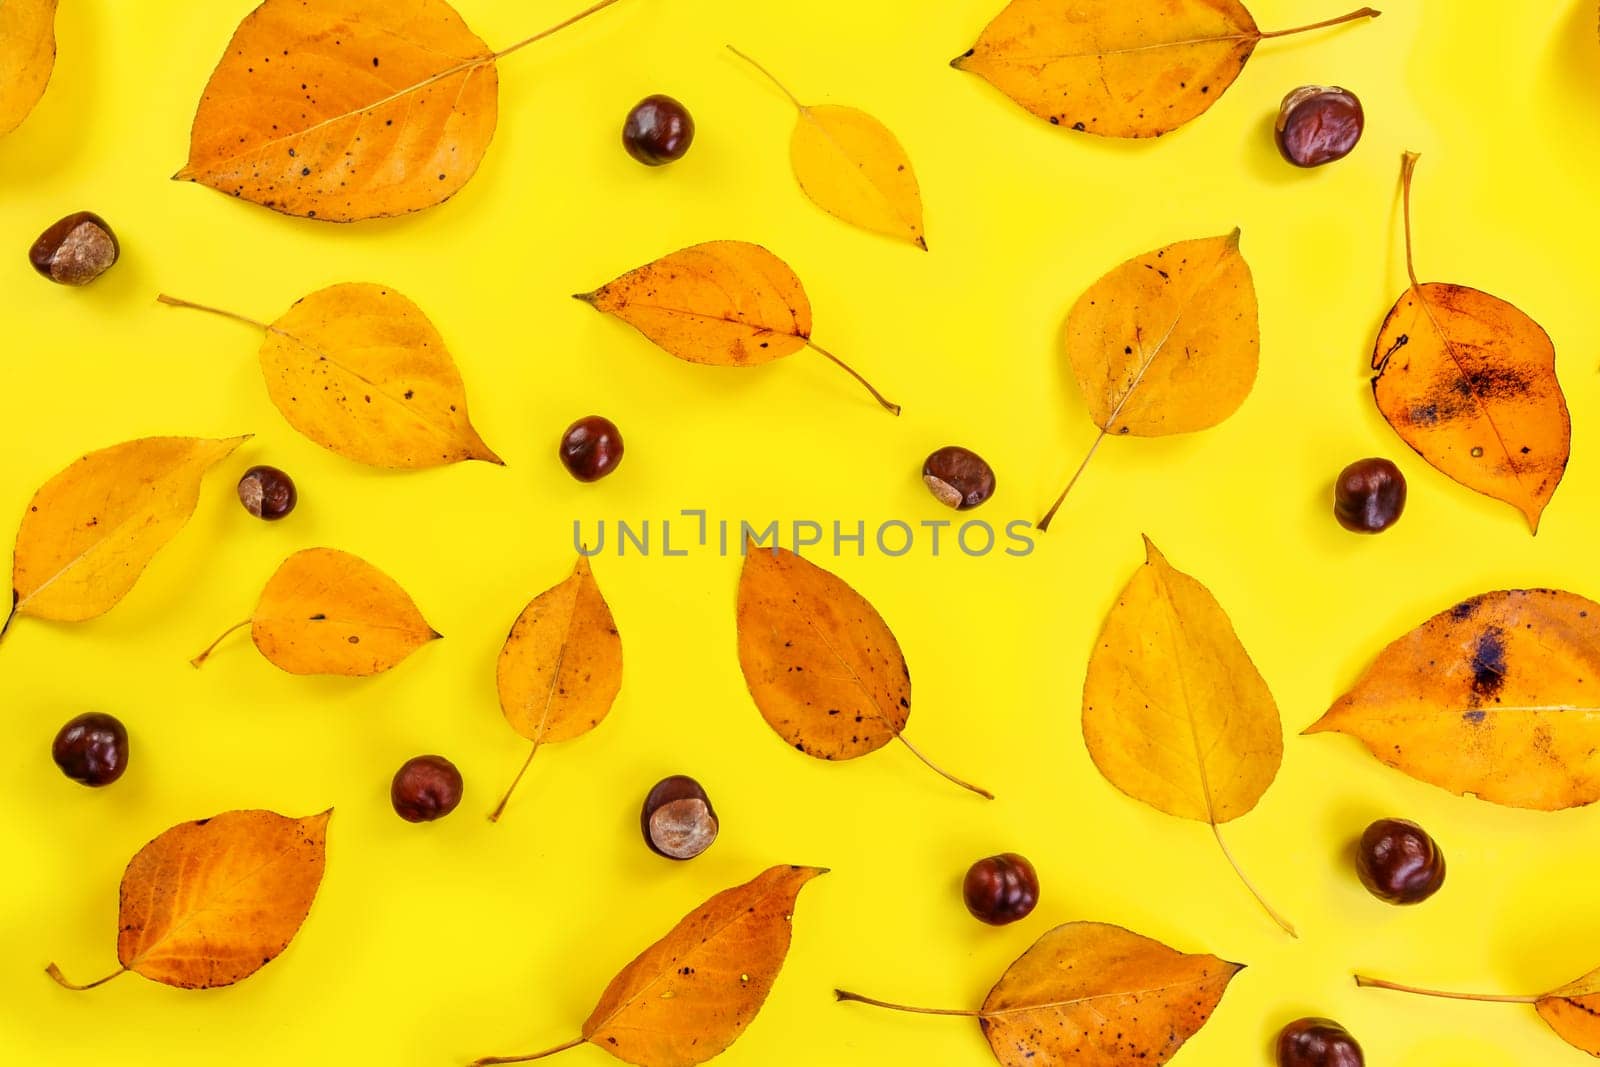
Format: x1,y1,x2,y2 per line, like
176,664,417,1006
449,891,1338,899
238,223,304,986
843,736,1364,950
914,235,929,252
428,629,444,641
1225,226,1242,248
949,48,976,69
572,290,599,306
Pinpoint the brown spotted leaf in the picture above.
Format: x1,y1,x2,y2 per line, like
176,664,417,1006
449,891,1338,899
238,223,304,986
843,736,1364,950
1308,588,1600,810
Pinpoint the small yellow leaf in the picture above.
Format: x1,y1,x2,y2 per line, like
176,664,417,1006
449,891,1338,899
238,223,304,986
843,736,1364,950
0,0,58,137
10,435,247,629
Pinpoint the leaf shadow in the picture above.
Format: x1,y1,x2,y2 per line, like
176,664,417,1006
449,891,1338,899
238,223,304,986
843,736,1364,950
0,3,100,185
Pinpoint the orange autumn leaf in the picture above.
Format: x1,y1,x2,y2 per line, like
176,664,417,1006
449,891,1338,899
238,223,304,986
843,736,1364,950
177,0,629,221
160,287,501,470
729,47,927,250
489,556,623,822
0,0,58,136
951,1,1379,138
576,241,901,414
837,922,1243,1067
1083,537,1292,934
46,809,330,991
1371,153,1570,532
193,547,440,676
473,865,827,1067
1307,588,1600,810
8,435,248,633
1357,967,1600,1058
1039,230,1258,530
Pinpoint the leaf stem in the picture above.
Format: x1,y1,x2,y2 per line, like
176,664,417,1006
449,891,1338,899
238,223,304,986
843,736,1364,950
894,733,993,800
493,0,629,62
191,619,251,668
726,45,805,110
488,743,541,823
803,341,901,415
1355,975,1538,1004
157,294,270,332
1037,427,1109,531
1212,821,1297,938
834,990,980,1017
1258,7,1381,40
1400,151,1422,291
45,964,127,991
471,1037,585,1065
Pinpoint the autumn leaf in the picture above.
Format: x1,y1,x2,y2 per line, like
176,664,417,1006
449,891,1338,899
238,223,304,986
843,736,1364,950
192,547,441,676
6,435,248,636
1083,537,1292,934
472,865,827,1066
0,0,57,136
159,287,501,470
837,921,1242,1067
488,556,623,822
951,2,1380,138
737,544,991,799
1371,152,1570,533
1038,230,1258,531
177,0,629,221
576,241,902,414
46,809,330,991
728,46,926,250
1357,967,1600,1058
1307,588,1600,810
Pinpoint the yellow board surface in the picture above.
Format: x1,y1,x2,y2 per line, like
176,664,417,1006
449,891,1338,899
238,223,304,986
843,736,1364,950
2,1,1598,1064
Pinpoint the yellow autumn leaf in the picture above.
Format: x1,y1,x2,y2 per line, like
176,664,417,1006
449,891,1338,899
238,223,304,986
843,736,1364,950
159,286,501,470
1083,536,1292,934
0,0,58,136
729,47,926,250
8,435,248,633
1357,966,1600,1059
489,556,623,822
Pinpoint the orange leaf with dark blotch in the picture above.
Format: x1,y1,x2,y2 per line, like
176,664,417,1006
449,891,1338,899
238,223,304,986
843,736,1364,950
488,556,623,822
472,865,827,1067
0,0,58,136
736,544,991,799
1357,968,1600,1057
46,810,330,991
192,547,440,676
952,1,1379,138
1372,152,1570,533
176,0,629,221
837,922,1243,1067
576,241,901,414
1307,588,1600,810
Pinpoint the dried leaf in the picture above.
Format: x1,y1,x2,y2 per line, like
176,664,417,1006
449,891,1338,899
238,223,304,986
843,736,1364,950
159,287,501,470
737,544,991,799
193,547,440,676
1372,153,1570,532
1083,537,1292,934
1039,230,1258,530
576,241,901,414
729,47,926,250
46,809,330,991
837,921,1242,1067
0,0,57,136
473,865,827,1067
1307,588,1600,810
176,0,627,221
951,2,1379,138
1357,968,1600,1057
8,435,248,633
489,556,623,822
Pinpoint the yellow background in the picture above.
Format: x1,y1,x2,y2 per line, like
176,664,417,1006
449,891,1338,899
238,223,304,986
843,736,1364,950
1,1,1597,1063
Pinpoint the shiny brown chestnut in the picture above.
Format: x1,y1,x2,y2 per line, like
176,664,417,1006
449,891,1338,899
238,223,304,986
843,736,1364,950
52,712,129,787
559,416,624,483
391,755,464,823
1275,86,1364,168
623,95,695,166
962,853,1039,926
30,212,120,286
237,465,297,520
1356,818,1445,905
1334,458,1406,533
1277,1017,1365,1067
641,775,718,860
922,446,996,510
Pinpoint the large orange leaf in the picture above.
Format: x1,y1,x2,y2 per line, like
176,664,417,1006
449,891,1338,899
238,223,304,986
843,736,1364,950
1371,153,1570,532
1357,967,1600,1058
1039,230,1257,530
0,0,58,136
8,435,248,633
46,810,330,991
577,241,901,413
837,921,1242,1067
488,556,623,822
473,865,827,1067
1083,537,1292,934
737,544,991,798
1307,588,1600,810
160,287,501,470
952,1,1379,138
